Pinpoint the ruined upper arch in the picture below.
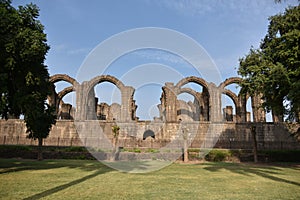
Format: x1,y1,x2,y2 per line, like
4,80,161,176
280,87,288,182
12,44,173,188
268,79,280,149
177,88,201,103
57,86,75,102
175,76,209,91
223,89,238,109
218,77,242,90
87,75,125,93
49,74,79,86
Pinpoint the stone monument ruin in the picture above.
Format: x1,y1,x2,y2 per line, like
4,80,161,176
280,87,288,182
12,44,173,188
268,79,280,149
0,74,299,150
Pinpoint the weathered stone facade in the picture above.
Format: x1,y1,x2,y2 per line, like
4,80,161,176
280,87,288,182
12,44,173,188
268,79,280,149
0,120,299,150
1,74,298,150
48,74,269,123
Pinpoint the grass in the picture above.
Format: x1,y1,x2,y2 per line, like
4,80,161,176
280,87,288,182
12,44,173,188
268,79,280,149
0,159,299,200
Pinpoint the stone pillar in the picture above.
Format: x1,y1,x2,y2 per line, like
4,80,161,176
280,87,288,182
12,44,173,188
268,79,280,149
208,83,222,122
163,83,177,122
194,92,201,121
121,86,135,122
86,88,97,120
246,112,251,122
236,105,241,123
238,95,247,122
252,93,266,122
75,82,89,120
224,106,233,121
131,100,138,121
202,88,210,121
60,103,72,119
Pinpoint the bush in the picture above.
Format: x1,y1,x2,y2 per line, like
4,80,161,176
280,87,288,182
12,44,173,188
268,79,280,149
261,150,300,162
64,146,87,152
133,148,141,153
0,145,32,151
146,148,160,153
205,149,231,162
188,148,200,153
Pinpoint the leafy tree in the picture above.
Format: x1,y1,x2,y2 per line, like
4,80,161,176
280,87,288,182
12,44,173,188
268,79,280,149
238,5,300,122
0,0,56,160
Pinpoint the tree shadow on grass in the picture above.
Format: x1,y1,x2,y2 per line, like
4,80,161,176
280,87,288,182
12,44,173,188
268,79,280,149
23,168,109,200
0,159,113,199
0,158,109,174
202,162,300,187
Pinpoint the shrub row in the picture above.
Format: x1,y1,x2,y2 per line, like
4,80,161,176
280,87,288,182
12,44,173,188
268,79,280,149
0,145,299,162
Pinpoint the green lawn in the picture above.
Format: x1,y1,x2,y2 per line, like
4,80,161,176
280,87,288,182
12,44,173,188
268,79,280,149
0,159,299,200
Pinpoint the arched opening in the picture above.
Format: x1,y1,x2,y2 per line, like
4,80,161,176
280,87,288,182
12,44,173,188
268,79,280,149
176,78,210,121
134,84,161,120
224,83,241,97
177,92,198,121
94,82,121,121
57,91,76,120
84,75,127,121
222,82,241,122
221,94,236,122
246,97,253,122
49,74,78,120
50,82,76,119
143,129,155,140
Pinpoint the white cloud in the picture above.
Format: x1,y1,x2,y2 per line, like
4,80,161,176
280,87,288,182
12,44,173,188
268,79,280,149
50,44,90,55
67,48,91,55
132,49,188,65
151,0,299,18
51,44,67,52
157,0,214,16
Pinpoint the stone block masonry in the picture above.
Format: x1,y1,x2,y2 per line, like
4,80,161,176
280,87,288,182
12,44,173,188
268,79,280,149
2,74,298,150
0,119,299,150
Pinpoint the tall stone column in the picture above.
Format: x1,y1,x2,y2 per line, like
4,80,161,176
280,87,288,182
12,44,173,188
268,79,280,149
224,106,233,121
163,83,177,122
238,95,247,122
75,82,89,120
202,87,210,121
121,86,135,122
194,92,202,121
75,83,83,120
85,88,97,120
252,93,266,122
208,83,222,122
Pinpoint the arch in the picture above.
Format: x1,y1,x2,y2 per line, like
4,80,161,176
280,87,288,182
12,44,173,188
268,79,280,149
49,74,78,86
57,86,75,101
177,88,209,121
87,75,125,93
218,77,242,90
176,100,196,122
177,88,199,100
143,129,155,140
223,89,238,109
175,76,209,91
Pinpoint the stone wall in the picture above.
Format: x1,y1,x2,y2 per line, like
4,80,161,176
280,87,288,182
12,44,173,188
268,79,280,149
0,119,299,150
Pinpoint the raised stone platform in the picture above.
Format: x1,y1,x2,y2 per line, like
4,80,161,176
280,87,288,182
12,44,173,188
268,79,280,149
1,119,299,150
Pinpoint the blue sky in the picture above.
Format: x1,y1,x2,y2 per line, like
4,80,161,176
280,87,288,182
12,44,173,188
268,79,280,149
12,0,299,120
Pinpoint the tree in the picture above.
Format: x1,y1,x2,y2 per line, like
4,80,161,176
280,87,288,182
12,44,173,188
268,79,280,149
238,5,300,122
0,0,56,160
